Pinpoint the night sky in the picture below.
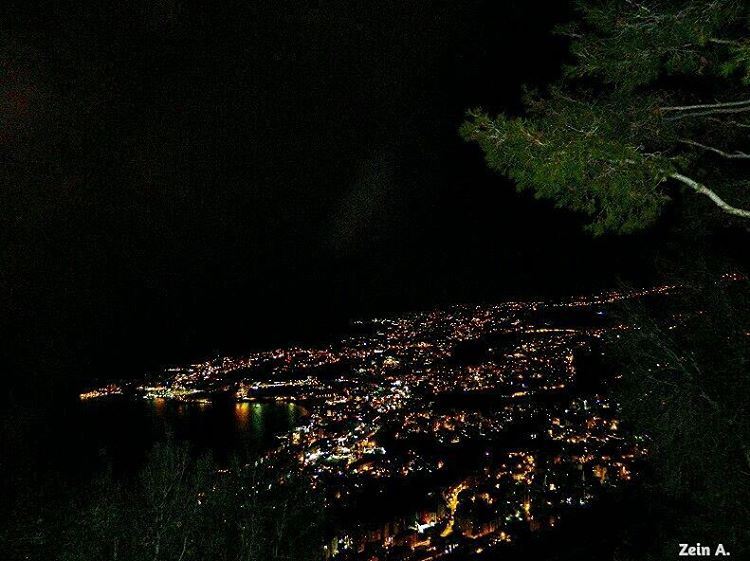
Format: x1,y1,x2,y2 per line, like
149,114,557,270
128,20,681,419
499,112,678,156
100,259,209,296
2,1,666,398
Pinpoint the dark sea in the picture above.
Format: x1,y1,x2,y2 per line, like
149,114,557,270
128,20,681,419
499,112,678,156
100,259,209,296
34,397,303,481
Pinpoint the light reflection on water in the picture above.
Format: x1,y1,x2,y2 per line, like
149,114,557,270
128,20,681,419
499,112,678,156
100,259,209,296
77,398,303,472
235,401,251,429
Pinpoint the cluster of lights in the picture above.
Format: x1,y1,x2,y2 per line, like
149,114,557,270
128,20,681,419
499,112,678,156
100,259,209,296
79,283,692,560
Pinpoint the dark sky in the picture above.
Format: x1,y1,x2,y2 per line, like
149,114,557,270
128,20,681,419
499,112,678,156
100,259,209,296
1,1,665,397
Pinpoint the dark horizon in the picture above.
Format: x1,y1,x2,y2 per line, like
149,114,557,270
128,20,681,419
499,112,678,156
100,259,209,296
2,1,680,397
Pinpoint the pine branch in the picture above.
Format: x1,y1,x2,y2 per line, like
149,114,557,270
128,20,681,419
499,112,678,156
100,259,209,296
679,139,750,160
661,99,750,112
665,105,750,121
708,118,750,129
708,38,746,47
670,173,750,219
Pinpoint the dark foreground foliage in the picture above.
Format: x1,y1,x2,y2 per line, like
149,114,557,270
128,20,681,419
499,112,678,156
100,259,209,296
608,279,750,560
1,441,324,561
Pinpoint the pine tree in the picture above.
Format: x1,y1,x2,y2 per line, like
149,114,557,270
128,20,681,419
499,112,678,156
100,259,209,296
462,0,750,234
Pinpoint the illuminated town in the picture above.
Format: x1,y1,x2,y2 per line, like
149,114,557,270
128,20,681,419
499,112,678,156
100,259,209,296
81,285,678,560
